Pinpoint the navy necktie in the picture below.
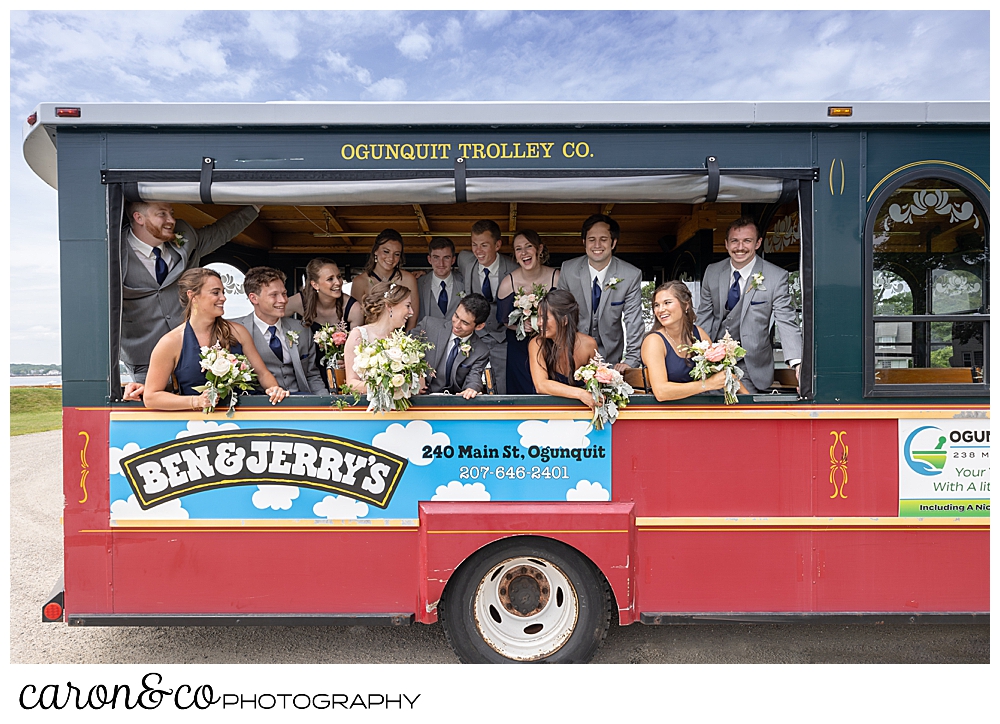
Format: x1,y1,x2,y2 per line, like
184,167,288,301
152,246,168,285
445,337,462,387
481,268,492,303
438,280,448,315
268,325,284,363
592,276,602,313
725,271,741,311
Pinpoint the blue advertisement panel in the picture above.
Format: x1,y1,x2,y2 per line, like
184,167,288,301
109,416,612,523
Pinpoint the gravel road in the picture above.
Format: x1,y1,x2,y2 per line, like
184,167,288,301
10,430,988,665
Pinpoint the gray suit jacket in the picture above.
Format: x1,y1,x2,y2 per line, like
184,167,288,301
557,255,644,368
696,256,803,391
234,313,328,395
412,317,490,394
457,250,518,344
416,269,464,322
120,207,258,376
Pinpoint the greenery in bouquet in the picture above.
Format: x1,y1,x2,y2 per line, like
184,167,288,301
352,329,433,413
682,330,747,404
314,321,349,369
193,344,258,417
507,283,548,341
574,353,634,430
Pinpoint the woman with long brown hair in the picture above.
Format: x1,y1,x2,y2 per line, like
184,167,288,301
348,229,419,330
343,281,418,395
495,229,560,394
639,280,731,401
142,268,289,410
527,289,598,409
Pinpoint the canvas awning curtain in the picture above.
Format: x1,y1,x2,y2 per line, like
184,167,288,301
123,170,804,206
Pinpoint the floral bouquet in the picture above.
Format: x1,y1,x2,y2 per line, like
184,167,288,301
314,321,350,369
193,344,258,417
507,283,548,341
353,329,433,413
574,353,634,431
682,330,747,404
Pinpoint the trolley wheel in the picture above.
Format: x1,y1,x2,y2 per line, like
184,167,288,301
439,537,612,663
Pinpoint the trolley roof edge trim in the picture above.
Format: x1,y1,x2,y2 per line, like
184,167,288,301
21,101,989,190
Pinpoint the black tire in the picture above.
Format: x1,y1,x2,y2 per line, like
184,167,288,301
439,537,612,663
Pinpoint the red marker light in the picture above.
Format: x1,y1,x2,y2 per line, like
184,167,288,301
55,107,81,118
27,112,37,125
43,602,63,621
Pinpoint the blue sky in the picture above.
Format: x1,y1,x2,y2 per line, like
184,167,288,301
8,9,990,363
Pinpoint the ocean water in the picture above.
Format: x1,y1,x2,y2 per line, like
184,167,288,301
9,376,62,387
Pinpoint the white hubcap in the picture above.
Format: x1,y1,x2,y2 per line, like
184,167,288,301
473,556,579,661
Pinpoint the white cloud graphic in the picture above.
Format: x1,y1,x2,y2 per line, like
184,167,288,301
566,480,610,502
313,495,369,520
110,495,189,520
432,481,491,501
517,420,591,450
252,485,299,511
109,442,141,476
373,420,449,466
176,420,240,439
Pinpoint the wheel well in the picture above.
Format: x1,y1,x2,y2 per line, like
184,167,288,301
439,534,620,625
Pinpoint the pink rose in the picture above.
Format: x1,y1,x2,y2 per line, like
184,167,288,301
704,344,727,363
332,332,348,345
595,367,614,384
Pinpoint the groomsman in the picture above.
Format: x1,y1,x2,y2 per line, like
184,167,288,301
121,201,259,388
696,216,802,394
557,214,643,371
417,236,464,322
235,267,328,396
413,294,492,399
457,220,518,393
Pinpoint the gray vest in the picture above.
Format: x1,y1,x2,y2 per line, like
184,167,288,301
258,326,301,393
720,294,745,343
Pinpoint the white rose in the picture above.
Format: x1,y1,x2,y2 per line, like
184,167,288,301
210,357,232,376
403,352,418,365
390,373,405,388
386,346,404,362
582,369,595,381
370,353,385,368
390,360,404,372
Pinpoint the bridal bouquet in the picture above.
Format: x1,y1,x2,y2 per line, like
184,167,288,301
314,321,350,369
507,283,548,340
353,329,433,413
193,344,258,417
574,354,634,431
682,330,747,404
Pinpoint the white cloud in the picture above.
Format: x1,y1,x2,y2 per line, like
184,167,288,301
323,51,372,85
372,420,448,466
111,495,189,520
397,24,432,61
441,17,463,49
566,480,609,502
363,77,407,101
517,420,591,450
313,495,369,519
249,11,300,60
252,485,300,510
473,11,510,29
432,481,491,501
109,443,141,476
176,420,240,439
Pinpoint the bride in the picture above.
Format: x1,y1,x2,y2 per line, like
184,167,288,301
343,281,416,395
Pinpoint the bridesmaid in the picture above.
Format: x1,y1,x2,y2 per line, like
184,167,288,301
286,257,364,389
142,268,288,411
639,281,731,401
527,289,597,409
494,229,560,394
349,229,419,330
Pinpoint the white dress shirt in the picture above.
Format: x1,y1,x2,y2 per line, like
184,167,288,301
433,272,455,303
127,230,175,283
253,314,289,354
474,256,502,296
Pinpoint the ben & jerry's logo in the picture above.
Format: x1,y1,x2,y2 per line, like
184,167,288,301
120,429,407,510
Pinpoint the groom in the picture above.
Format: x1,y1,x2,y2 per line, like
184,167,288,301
413,293,491,399
696,217,802,393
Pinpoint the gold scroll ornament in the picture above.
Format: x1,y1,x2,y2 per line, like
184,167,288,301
829,430,848,499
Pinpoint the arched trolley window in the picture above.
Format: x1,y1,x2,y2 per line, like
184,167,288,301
864,170,989,396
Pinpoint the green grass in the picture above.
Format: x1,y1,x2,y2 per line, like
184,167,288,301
10,387,62,436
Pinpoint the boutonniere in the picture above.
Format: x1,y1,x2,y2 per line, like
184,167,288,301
460,341,472,357
285,330,300,347
458,290,467,299
605,277,623,291
750,272,766,291
173,232,188,247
